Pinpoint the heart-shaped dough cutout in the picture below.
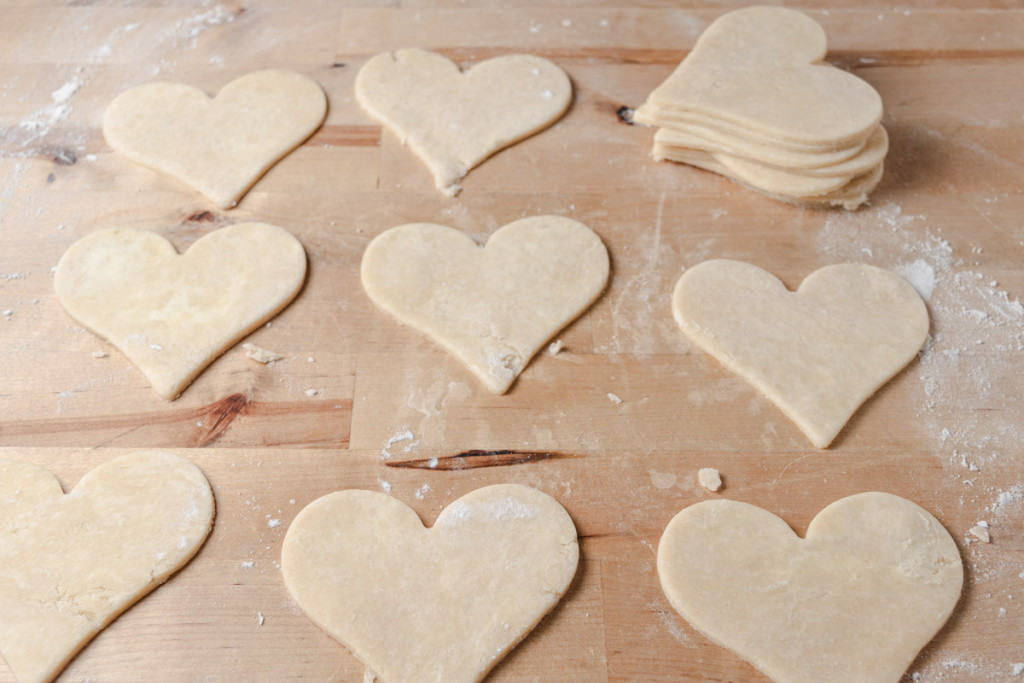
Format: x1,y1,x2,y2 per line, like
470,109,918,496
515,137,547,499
55,223,307,399
673,260,927,447
282,484,579,683
658,493,963,683
103,69,326,208
0,452,214,683
356,49,571,196
640,6,882,147
361,216,609,393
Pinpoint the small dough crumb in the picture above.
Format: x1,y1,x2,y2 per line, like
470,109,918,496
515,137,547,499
92,351,109,358
1012,662,1024,676
243,343,283,364
607,392,623,405
267,518,281,529
548,339,565,355
304,388,319,397
968,525,991,543
698,467,723,492
257,611,265,626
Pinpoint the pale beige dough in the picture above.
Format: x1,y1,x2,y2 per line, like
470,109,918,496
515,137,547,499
636,104,873,155
281,484,579,683
672,260,928,447
103,69,326,209
653,147,883,210
0,452,214,683
638,6,882,147
54,223,307,399
355,49,571,196
653,123,869,170
658,493,962,683
659,125,889,180
636,7,886,208
361,216,609,394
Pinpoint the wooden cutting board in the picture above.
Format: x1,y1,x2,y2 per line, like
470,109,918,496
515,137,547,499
1,2,1022,681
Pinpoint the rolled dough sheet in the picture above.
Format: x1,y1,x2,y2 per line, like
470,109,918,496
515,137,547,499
658,493,963,683
653,123,867,170
658,125,888,179
54,223,307,399
0,452,214,683
672,260,928,447
635,103,873,154
281,484,579,683
360,215,609,394
653,146,883,209
103,69,326,209
355,49,571,196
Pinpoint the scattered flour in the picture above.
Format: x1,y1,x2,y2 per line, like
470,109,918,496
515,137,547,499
818,201,1024,681
381,428,414,460
896,258,937,301
649,470,677,489
445,497,537,524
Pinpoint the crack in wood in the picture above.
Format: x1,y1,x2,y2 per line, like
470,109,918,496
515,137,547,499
196,392,249,446
386,449,567,470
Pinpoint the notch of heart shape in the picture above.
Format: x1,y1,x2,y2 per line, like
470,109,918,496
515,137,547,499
356,49,572,196
0,452,214,683
673,260,929,448
54,223,307,399
361,215,610,393
103,69,326,209
281,484,579,683
658,493,963,683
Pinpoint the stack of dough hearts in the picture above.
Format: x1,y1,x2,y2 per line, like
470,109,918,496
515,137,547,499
634,6,887,209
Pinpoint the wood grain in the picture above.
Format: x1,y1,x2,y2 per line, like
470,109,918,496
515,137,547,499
1,2,1022,682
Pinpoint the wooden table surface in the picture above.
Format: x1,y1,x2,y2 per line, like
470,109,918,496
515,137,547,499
2,1,1023,681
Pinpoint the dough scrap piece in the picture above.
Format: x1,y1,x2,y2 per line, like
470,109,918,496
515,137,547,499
103,69,326,209
281,484,579,683
54,223,307,399
0,452,214,683
638,7,882,146
361,216,609,393
672,260,928,447
658,493,963,683
697,467,722,492
356,49,571,196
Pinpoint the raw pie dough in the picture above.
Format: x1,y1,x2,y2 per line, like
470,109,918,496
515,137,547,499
281,484,579,683
104,69,326,208
658,493,963,683
361,216,609,393
634,7,886,208
0,452,214,683
673,260,928,448
55,223,307,399
356,49,571,196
